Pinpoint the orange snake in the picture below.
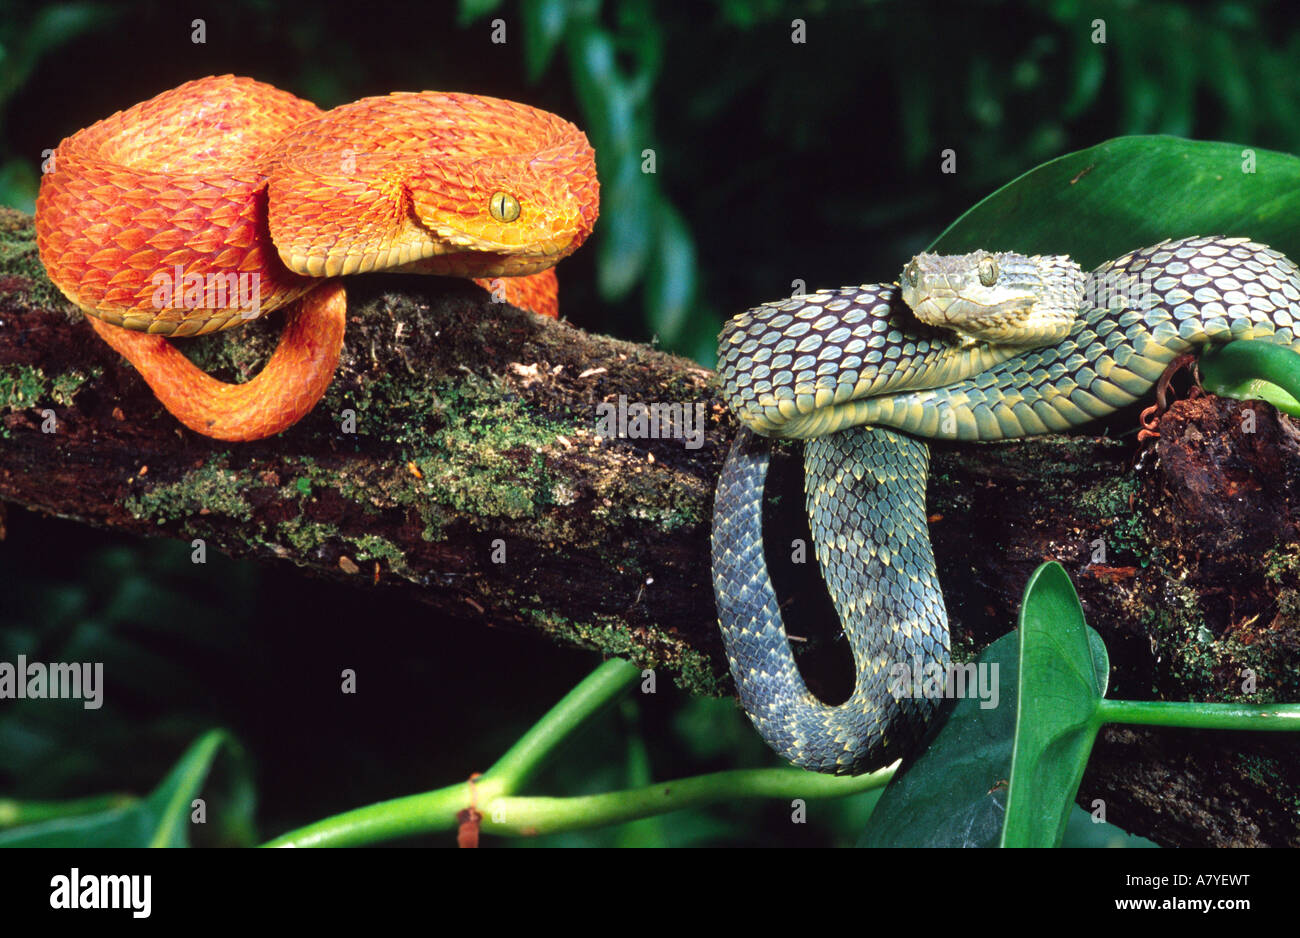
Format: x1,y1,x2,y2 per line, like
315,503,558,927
35,75,599,441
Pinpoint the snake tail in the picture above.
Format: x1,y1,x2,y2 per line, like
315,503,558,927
712,426,949,774
85,283,347,442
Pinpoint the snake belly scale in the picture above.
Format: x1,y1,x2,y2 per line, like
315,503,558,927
712,236,1300,775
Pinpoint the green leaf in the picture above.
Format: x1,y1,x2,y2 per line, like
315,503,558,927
644,201,697,343
456,0,503,26
1061,803,1159,848
1001,562,1108,848
521,0,567,82
0,729,251,847
1199,340,1300,416
857,633,1017,848
0,793,137,831
930,136,1300,269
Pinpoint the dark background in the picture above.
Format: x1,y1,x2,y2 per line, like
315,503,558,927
3,0,1299,845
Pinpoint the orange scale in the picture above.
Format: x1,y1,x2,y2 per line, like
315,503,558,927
169,212,206,231
84,185,123,207
185,233,225,255
111,228,149,253
78,269,111,291
224,224,259,251
205,204,241,227
125,250,167,272
106,265,150,287
144,229,186,250
157,248,198,268
236,246,274,273
133,210,172,229
210,247,250,270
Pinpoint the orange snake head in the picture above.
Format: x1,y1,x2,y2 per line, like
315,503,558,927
267,91,599,281
404,146,598,276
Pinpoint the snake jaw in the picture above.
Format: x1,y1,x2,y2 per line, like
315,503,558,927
398,164,596,272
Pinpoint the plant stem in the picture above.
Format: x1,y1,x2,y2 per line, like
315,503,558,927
260,656,896,846
1096,698,1300,730
486,658,641,793
484,766,893,837
261,763,892,846
261,783,478,848
262,658,640,847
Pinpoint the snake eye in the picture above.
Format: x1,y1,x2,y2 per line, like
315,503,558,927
489,191,521,223
978,256,999,287
904,262,919,288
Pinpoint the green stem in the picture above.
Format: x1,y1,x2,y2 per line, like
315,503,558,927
486,658,641,793
260,656,894,847
1198,340,1300,415
263,658,641,847
261,782,478,848
484,766,893,837
262,763,892,847
1096,698,1300,730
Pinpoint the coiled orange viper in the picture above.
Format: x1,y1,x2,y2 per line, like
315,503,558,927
35,75,599,441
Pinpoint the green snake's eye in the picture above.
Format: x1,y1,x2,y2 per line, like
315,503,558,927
490,191,521,223
978,256,999,286
904,262,919,288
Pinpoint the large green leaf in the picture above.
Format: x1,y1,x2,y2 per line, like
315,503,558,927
857,633,1017,848
0,729,251,847
1199,340,1300,416
1061,803,1158,849
860,562,1116,848
931,136,1300,266
1001,563,1108,848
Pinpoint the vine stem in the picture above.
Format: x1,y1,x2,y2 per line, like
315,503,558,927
1095,698,1300,730
262,659,889,847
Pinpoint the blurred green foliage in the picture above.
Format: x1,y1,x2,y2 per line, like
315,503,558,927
6,0,1300,361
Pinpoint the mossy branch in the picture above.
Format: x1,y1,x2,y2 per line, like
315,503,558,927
3,206,1300,843
0,206,731,695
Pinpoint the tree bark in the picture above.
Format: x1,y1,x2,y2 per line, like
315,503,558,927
2,206,1298,844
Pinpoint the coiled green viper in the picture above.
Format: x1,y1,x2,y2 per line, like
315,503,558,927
711,235,1300,775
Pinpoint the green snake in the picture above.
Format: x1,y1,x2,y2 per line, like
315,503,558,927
711,235,1300,775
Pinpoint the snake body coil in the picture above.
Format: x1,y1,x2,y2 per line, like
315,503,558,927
712,236,1300,774
35,75,599,440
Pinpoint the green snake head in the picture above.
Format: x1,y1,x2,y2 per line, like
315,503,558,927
900,250,1084,347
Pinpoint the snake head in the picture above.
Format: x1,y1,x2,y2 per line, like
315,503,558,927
403,143,598,275
900,251,1082,347
267,91,599,280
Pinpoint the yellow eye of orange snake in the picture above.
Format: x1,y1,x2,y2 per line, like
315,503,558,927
489,191,521,223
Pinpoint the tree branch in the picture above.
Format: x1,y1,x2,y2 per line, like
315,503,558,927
3,205,1299,843
0,206,731,695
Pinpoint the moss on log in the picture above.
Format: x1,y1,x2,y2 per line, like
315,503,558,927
3,205,1300,843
